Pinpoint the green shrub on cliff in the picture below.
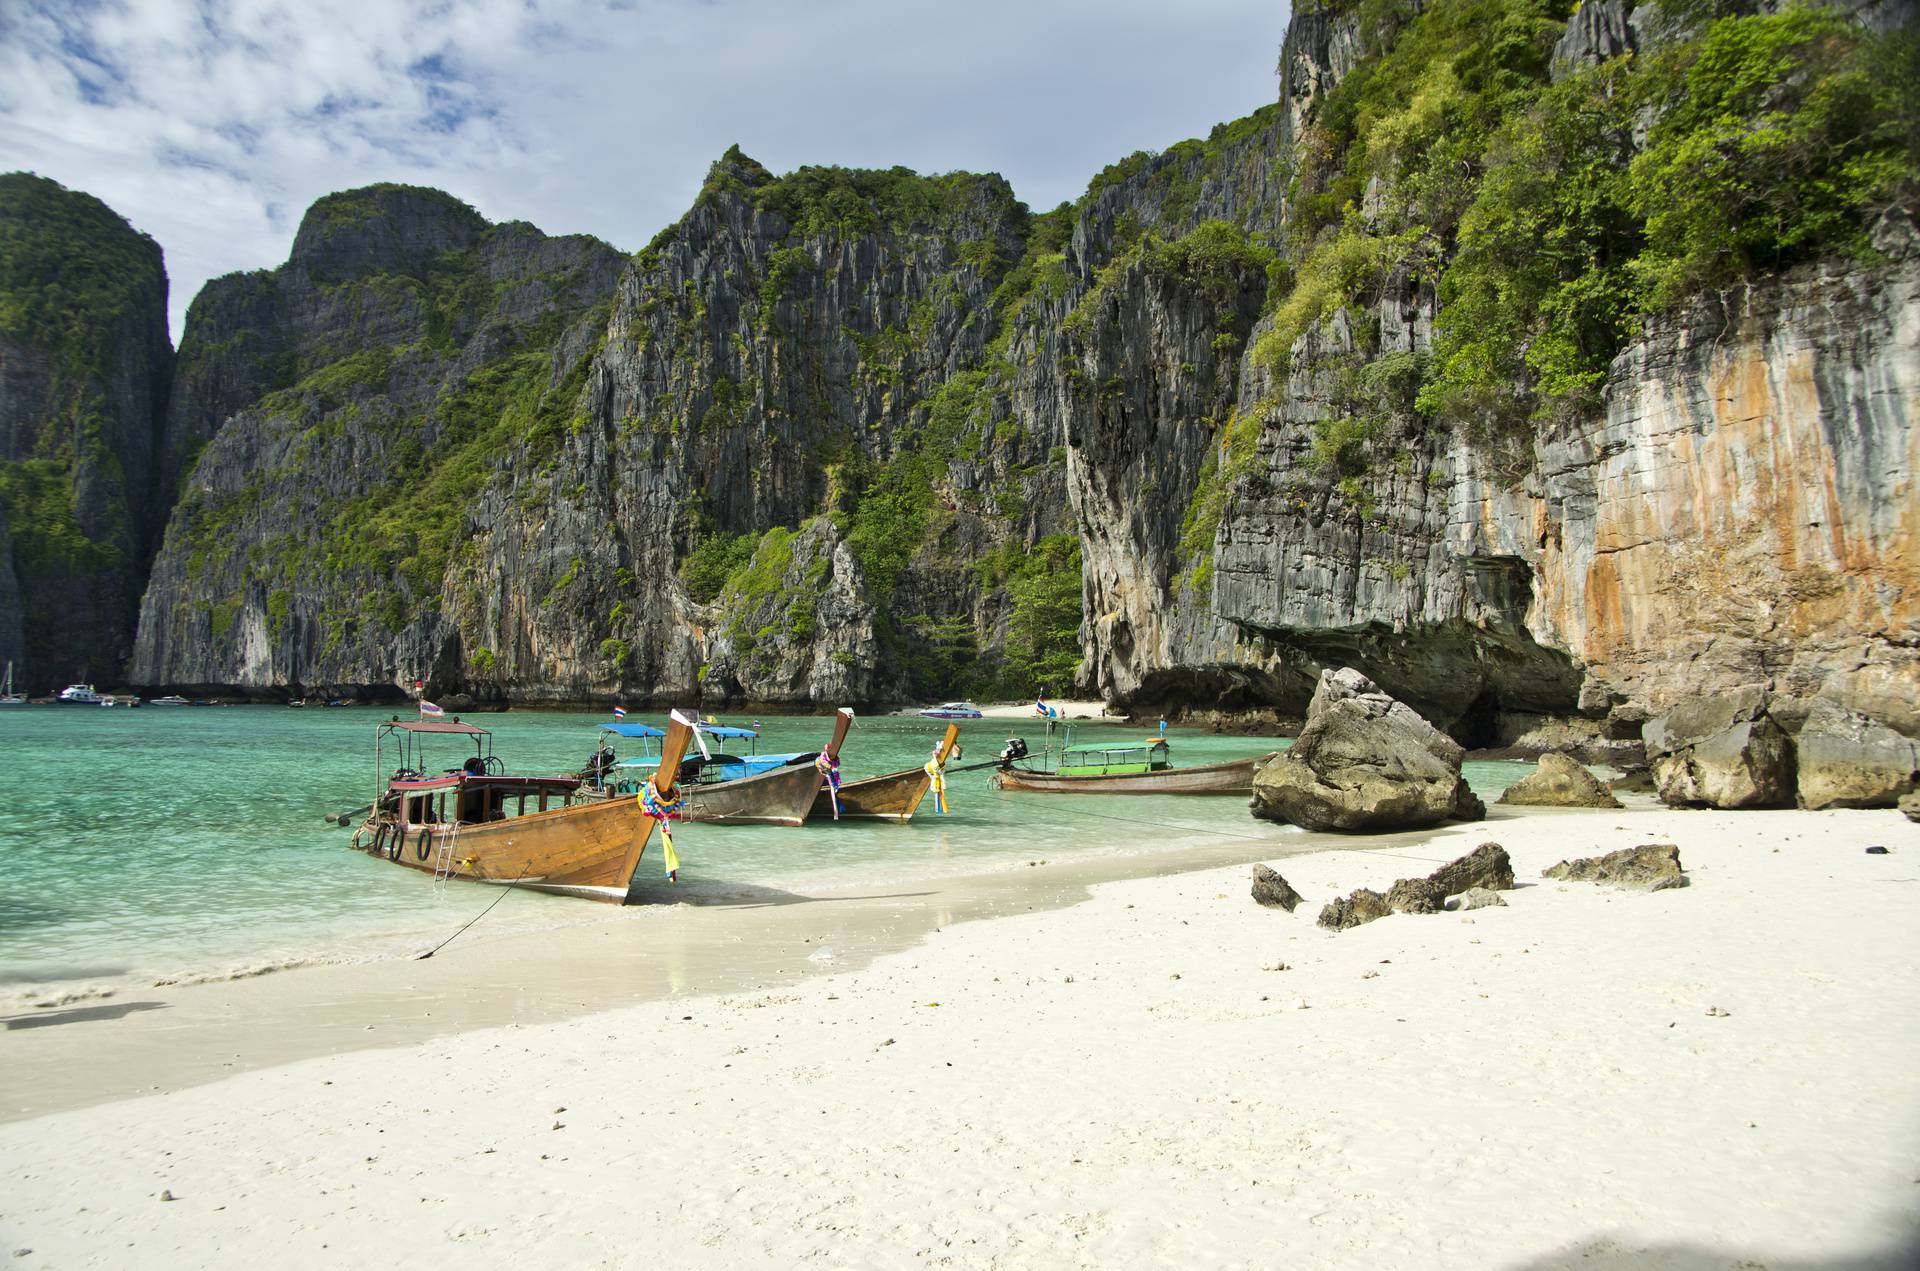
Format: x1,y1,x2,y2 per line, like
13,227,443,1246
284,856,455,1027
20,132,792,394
680,530,757,603
0,173,165,382
1626,9,1919,305
1265,0,1919,444
1003,535,1083,697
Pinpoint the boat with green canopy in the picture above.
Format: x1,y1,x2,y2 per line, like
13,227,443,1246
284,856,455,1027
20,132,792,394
992,724,1276,795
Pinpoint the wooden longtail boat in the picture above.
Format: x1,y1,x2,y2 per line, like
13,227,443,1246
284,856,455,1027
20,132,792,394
993,731,1278,795
678,707,855,827
993,754,1273,794
350,711,695,902
807,722,962,822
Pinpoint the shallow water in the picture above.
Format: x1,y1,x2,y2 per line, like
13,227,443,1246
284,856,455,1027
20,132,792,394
0,705,1531,995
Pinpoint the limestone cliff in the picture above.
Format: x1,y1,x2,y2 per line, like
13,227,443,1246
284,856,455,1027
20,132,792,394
115,0,1915,797
131,185,626,694
0,173,172,689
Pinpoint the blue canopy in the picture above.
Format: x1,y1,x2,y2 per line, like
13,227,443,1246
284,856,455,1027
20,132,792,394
600,722,665,739
694,723,759,739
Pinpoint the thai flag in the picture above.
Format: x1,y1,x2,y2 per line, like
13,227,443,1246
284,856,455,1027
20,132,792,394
418,700,444,717
612,706,627,720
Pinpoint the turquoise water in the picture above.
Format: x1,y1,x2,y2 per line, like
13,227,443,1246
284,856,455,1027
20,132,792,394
0,706,1531,996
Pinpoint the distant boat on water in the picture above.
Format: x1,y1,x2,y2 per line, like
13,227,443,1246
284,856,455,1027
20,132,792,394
993,725,1275,795
919,701,983,719
57,683,104,705
150,695,190,706
0,662,23,706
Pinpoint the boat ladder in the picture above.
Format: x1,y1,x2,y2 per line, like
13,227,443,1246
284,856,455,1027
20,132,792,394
432,820,461,882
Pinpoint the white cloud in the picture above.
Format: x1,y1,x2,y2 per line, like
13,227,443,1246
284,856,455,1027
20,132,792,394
0,0,1289,339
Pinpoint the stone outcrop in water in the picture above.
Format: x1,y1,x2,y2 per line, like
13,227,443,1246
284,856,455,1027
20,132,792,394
1499,753,1622,808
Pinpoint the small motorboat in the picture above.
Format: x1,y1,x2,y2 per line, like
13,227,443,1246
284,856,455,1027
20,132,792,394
150,695,190,706
919,701,983,720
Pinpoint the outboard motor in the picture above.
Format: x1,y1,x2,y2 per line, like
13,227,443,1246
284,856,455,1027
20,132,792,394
998,736,1029,769
582,747,616,784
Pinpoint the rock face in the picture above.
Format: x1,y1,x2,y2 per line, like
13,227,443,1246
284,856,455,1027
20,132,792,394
1544,844,1688,892
132,184,626,698
1644,688,1796,809
1250,864,1303,911
1446,887,1507,912
77,0,1913,734
1792,698,1920,810
0,174,172,689
1499,753,1622,808
1900,791,1920,823
1251,668,1484,831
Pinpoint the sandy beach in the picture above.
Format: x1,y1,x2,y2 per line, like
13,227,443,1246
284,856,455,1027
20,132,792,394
2,803,1916,1268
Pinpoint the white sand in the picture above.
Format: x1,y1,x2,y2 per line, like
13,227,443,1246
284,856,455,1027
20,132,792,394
2,806,1916,1268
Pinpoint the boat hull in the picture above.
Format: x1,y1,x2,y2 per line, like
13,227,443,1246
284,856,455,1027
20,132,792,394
992,753,1276,795
682,761,824,826
356,796,658,902
809,767,933,822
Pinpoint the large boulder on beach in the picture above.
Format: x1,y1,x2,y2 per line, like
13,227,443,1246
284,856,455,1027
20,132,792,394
1900,791,1920,823
1793,699,1920,810
1251,669,1484,832
1498,753,1622,808
1427,843,1516,894
1643,687,1795,808
1544,843,1688,891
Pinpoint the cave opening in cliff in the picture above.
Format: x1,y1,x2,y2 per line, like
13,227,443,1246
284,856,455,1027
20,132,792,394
1451,690,1504,751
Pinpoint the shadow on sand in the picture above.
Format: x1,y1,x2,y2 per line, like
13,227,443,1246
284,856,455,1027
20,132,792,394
623,878,937,910
3,1000,170,1030
1503,1234,1918,1270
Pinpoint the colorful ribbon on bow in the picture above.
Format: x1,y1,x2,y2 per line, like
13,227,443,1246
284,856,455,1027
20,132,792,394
640,777,685,881
923,753,949,816
816,751,842,820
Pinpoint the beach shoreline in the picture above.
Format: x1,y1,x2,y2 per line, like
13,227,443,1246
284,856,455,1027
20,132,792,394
2,803,1916,1267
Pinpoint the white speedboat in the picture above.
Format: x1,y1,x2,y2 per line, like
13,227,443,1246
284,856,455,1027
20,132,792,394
57,683,104,705
150,695,190,706
918,701,984,720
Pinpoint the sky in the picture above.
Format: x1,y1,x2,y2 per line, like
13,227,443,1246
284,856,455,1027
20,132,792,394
0,0,1290,339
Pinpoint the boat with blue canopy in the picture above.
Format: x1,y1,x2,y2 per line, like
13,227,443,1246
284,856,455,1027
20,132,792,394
583,720,809,794
582,710,856,826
